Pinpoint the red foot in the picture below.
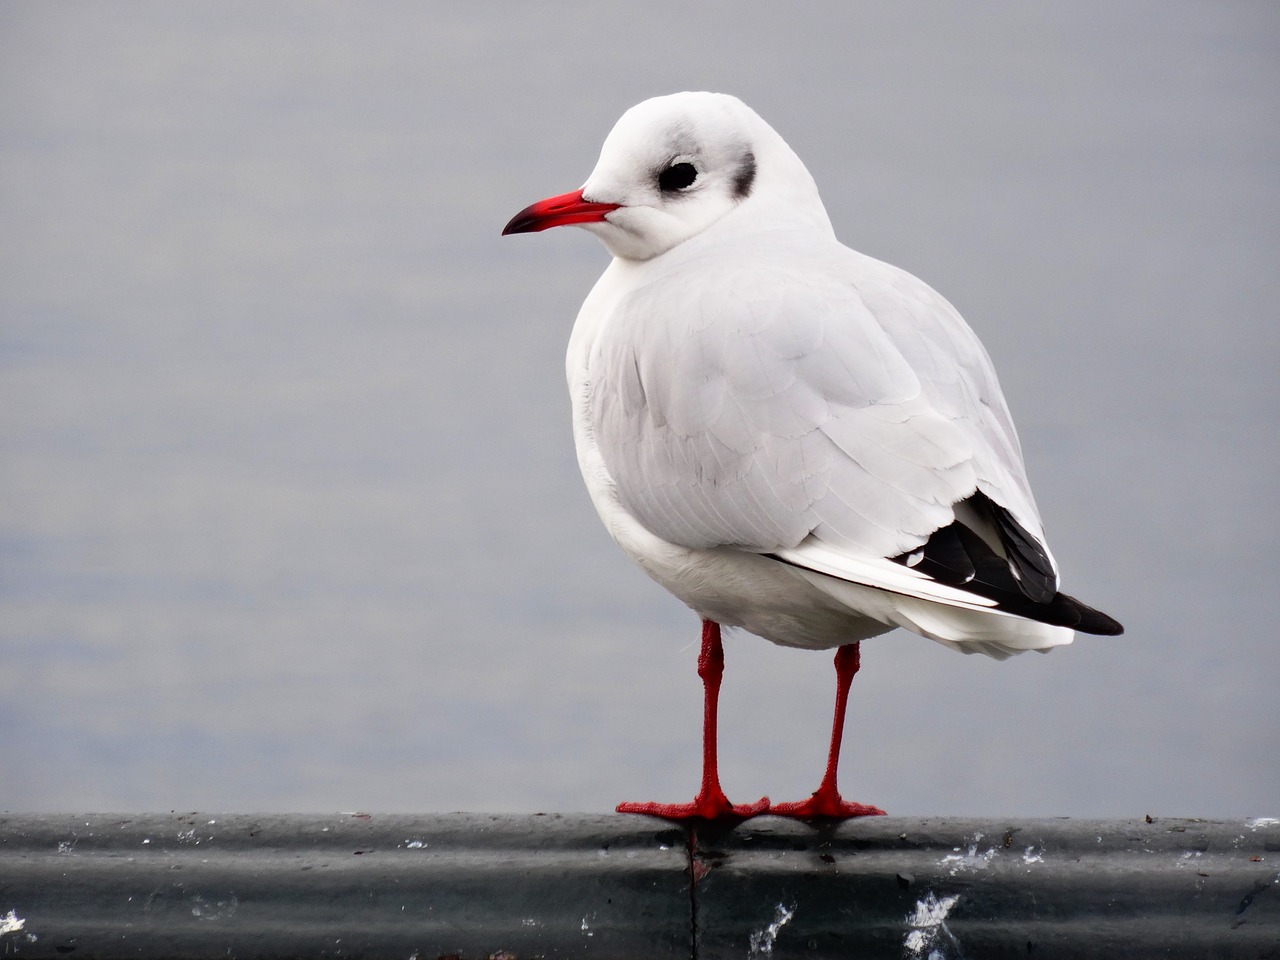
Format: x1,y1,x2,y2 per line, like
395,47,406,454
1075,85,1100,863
616,621,770,823
768,784,886,819
617,792,769,822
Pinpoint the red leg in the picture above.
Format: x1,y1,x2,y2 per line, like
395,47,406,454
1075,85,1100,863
617,620,769,821
769,643,886,818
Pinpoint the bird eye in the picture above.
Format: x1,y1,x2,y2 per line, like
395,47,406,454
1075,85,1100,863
658,162,698,192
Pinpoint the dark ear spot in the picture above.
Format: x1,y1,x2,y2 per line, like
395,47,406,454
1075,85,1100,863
732,151,756,199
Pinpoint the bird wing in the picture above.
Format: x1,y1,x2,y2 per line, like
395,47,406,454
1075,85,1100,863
590,238,1056,585
852,250,1046,543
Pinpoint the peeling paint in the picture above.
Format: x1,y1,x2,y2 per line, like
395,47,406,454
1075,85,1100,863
904,892,961,959
0,910,26,935
748,902,796,956
939,832,997,875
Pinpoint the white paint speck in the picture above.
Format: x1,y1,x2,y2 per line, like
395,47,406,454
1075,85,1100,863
1247,817,1279,830
749,902,796,956
580,914,594,937
939,833,997,875
904,892,961,959
1022,846,1044,865
404,839,426,849
0,910,26,935
57,840,75,854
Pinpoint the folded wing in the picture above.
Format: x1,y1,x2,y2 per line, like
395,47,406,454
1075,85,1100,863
590,241,1117,638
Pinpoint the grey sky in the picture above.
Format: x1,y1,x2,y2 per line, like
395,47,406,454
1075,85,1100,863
1,2,1276,817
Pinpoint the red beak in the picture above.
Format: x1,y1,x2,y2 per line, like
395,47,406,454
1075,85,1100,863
502,189,621,235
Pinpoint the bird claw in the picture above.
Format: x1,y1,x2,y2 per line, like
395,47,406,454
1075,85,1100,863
616,793,770,822
768,789,886,819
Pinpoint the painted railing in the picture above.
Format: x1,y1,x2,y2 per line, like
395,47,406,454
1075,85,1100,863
1,812,1275,958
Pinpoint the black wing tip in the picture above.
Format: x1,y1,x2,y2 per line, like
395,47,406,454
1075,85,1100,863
889,527,1124,635
979,492,1057,602
984,588,1124,634
898,493,1124,636
1061,596,1124,636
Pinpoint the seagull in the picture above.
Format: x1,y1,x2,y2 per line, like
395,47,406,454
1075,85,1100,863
502,92,1122,821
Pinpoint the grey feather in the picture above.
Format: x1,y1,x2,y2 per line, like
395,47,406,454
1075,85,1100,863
589,232,1048,575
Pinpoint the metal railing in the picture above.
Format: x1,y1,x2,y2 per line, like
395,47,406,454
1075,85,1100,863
1,812,1275,958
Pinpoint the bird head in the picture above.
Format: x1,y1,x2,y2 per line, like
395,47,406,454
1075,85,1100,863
503,92,830,261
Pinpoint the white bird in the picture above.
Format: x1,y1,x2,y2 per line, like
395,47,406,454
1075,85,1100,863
503,92,1122,820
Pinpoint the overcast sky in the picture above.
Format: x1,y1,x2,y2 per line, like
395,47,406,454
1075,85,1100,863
1,1,1276,819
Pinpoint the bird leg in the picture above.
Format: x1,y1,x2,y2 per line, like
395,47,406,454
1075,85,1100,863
768,642,887,818
616,620,769,821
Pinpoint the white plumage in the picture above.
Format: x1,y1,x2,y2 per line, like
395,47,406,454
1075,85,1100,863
504,92,1120,818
